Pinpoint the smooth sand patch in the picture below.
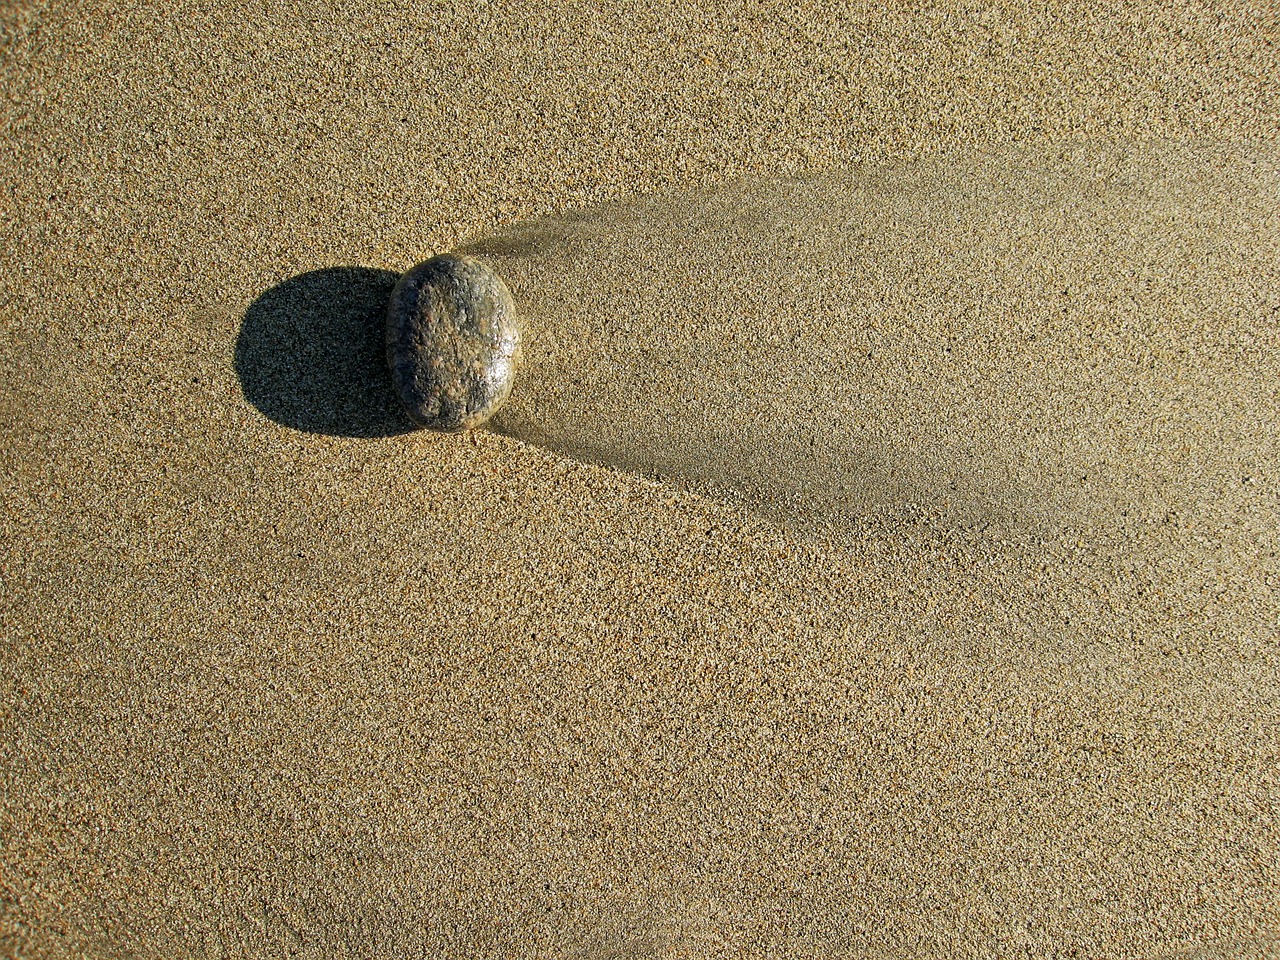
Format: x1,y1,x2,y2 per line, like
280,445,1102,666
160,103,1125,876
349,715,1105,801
468,141,1278,547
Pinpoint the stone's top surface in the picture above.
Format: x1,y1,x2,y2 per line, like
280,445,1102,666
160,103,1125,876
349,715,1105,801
386,254,521,432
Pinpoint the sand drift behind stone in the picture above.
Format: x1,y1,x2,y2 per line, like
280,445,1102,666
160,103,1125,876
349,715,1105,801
465,142,1279,545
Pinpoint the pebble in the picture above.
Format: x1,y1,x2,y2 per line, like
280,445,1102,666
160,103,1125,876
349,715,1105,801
385,254,521,431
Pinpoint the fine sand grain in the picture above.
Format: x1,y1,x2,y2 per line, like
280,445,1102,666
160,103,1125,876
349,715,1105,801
2,1,1279,958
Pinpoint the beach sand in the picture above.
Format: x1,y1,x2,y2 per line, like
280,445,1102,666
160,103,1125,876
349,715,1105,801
2,1,1279,958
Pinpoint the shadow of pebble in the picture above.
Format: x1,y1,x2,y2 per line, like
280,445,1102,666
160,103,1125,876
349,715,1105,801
235,267,416,437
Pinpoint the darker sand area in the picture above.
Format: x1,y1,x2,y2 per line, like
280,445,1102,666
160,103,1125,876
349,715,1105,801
2,1,1279,958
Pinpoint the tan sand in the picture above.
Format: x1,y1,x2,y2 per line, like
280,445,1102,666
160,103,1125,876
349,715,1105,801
2,1,1279,958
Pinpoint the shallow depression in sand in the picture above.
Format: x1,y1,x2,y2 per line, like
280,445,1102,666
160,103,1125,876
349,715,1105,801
465,141,1280,543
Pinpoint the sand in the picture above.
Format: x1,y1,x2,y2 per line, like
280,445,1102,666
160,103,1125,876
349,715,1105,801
2,1,1279,958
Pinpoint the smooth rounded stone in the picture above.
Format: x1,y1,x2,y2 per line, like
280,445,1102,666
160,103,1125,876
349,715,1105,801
386,254,521,432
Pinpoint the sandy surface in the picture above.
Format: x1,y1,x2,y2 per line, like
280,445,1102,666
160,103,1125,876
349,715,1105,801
2,1,1279,958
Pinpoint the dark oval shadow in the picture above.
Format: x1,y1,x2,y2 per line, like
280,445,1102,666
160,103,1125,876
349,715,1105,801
235,267,416,437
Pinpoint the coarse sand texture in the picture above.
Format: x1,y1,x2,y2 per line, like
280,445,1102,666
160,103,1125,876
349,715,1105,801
2,1,1279,958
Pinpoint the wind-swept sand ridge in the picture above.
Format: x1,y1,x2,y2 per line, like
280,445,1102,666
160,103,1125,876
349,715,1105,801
470,141,1279,546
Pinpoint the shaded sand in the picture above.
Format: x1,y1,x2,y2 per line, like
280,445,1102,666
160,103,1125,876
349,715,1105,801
2,1,1280,959
467,142,1278,546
